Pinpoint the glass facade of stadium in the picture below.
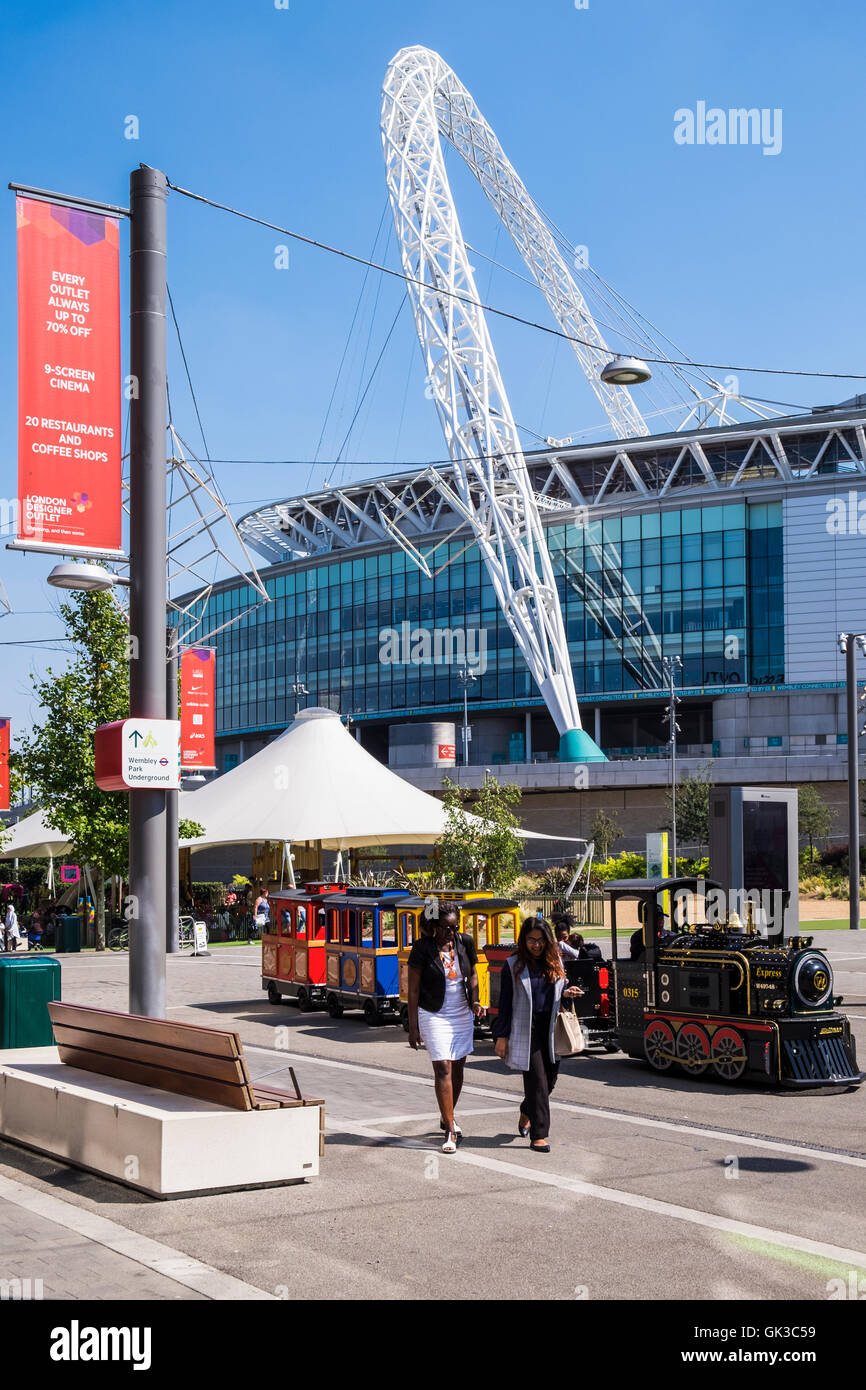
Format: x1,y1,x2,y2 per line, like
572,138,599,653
182,406,866,776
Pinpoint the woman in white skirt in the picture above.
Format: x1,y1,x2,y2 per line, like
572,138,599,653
407,903,483,1153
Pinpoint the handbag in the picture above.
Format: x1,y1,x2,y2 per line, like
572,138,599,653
554,1002,585,1057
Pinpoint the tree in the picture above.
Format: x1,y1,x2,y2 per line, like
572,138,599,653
666,760,714,856
590,807,622,861
798,783,832,863
435,774,522,893
13,590,202,949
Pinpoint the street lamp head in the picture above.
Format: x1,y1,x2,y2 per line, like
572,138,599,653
599,355,652,387
47,562,117,592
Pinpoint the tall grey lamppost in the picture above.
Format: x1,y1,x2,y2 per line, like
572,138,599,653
838,633,866,931
661,655,682,872
456,665,477,766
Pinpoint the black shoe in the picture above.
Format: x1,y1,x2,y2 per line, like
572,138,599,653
518,1113,530,1138
530,1141,551,1153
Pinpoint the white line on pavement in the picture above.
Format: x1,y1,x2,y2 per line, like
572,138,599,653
244,1045,866,1170
325,1114,866,1272
358,1106,515,1127
0,1174,276,1301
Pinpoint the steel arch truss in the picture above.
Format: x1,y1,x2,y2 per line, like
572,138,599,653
380,45,638,735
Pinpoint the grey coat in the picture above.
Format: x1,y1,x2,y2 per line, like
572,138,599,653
499,959,567,1072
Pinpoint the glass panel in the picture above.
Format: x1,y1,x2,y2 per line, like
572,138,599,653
314,908,326,940
295,905,307,937
327,910,339,943
279,907,291,937
361,911,374,946
380,910,397,947
497,912,517,944
476,914,489,949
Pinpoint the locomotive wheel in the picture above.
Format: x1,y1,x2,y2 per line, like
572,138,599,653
296,987,313,1012
266,981,283,1005
643,1019,675,1071
711,1026,747,1081
400,1004,410,1033
675,1022,711,1076
326,993,344,1019
363,1000,380,1026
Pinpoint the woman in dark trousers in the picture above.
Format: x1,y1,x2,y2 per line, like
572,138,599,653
407,903,484,1153
492,917,581,1153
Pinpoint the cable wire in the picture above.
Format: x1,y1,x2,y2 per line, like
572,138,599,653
164,178,866,382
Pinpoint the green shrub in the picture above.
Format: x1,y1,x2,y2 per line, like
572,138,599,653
192,881,228,906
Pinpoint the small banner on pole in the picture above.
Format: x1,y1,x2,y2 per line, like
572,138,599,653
0,719,9,812
181,648,216,770
16,196,123,556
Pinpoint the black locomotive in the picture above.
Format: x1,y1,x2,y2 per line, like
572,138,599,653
603,877,862,1087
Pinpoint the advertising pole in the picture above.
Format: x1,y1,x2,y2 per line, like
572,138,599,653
128,166,168,1014
166,626,179,954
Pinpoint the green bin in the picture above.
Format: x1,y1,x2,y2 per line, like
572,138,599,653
55,915,82,953
0,956,61,1048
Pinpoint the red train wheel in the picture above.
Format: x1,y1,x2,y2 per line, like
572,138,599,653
643,1019,675,1071
675,1021,711,1075
711,1026,747,1081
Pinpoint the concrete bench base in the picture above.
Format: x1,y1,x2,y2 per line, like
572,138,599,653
0,1047,323,1198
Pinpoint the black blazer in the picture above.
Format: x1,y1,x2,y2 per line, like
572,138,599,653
407,932,478,1012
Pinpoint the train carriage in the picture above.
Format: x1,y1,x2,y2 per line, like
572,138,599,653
396,894,520,1029
607,878,862,1088
262,884,342,1010
322,888,404,1025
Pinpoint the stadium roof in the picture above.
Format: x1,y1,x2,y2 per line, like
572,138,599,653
237,403,866,567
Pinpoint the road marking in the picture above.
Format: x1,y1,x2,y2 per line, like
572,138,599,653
245,1044,866,1169
0,1174,276,1301
357,1106,515,1127
325,1114,866,1271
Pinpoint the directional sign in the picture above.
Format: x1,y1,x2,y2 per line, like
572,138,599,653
94,719,181,791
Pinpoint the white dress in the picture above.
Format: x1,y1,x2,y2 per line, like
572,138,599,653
418,970,475,1061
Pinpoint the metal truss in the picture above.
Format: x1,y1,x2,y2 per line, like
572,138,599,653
237,407,866,693
382,47,648,442
114,426,270,646
380,45,639,737
239,410,866,564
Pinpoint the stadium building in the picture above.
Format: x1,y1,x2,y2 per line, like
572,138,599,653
181,401,866,853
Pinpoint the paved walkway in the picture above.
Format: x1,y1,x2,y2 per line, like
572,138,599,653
0,937,863,1302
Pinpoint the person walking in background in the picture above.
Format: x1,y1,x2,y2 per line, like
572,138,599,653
253,887,271,933
3,901,21,952
492,917,581,1153
407,902,484,1153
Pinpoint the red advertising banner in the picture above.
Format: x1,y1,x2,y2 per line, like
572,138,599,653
181,648,216,770
16,196,122,555
0,720,9,812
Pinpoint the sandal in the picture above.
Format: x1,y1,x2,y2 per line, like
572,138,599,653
440,1119,462,1143
518,1112,530,1138
442,1130,459,1154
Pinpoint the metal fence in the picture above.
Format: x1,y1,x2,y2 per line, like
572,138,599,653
516,892,605,928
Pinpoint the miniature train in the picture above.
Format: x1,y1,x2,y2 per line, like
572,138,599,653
262,877,862,1089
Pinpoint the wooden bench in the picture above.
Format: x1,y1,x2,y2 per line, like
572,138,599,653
46,1002,323,1130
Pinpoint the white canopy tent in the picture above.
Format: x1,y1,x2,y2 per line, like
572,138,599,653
179,707,585,874
0,808,71,859
180,706,471,854
0,809,73,895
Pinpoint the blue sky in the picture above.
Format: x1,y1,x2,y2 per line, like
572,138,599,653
1,0,864,737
